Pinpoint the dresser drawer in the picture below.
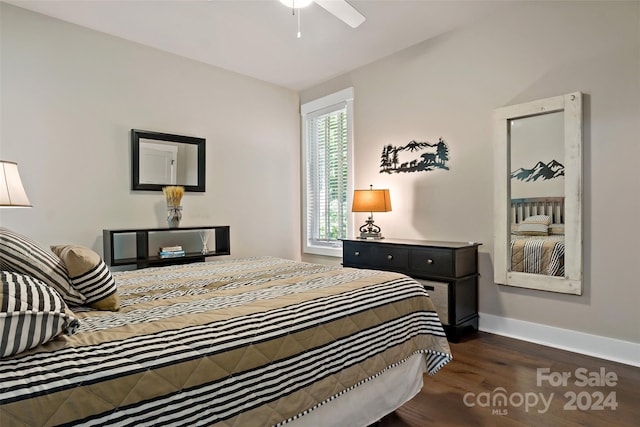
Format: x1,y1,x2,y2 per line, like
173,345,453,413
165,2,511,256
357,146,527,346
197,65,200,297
418,279,450,325
342,242,374,267
410,248,453,277
373,246,409,270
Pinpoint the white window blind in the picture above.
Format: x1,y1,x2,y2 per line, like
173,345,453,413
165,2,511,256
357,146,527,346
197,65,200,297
302,88,353,257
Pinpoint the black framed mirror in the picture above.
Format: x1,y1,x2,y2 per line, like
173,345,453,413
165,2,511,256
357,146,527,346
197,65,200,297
131,129,205,192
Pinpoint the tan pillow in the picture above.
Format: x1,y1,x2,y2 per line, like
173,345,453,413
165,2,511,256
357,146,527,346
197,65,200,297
517,215,551,236
549,223,565,235
51,245,119,311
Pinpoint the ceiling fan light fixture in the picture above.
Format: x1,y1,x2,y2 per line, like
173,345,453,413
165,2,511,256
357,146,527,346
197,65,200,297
279,0,314,8
315,0,365,28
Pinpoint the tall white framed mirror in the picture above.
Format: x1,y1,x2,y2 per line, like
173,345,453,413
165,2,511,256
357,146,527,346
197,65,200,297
494,92,583,295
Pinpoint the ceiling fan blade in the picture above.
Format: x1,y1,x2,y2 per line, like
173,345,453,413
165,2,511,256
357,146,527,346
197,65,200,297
315,0,366,28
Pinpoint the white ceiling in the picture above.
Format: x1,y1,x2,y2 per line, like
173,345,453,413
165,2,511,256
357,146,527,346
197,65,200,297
5,0,513,91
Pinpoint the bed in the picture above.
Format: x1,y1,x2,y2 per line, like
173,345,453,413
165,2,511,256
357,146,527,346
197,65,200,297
0,238,452,427
510,197,565,276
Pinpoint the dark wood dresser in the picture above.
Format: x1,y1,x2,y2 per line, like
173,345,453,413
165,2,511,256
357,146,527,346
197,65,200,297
342,238,481,342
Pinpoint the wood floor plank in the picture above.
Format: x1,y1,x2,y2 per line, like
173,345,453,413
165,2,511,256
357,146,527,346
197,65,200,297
380,332,639,427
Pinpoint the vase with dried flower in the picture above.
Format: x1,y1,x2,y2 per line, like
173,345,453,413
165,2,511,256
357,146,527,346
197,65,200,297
163,186,184,228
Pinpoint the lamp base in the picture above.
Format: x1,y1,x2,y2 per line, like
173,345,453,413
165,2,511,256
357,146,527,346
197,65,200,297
357,232,384,240
357,217,384,240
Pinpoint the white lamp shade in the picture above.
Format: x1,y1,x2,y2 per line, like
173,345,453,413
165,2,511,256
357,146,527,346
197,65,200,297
0,161,31,207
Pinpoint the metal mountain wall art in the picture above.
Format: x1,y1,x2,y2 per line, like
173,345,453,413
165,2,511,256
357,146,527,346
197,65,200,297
511,159,564,182
380,138,450,174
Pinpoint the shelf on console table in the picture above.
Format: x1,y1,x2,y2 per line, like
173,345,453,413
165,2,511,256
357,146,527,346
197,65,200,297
103,226,230,269
342,238,481,342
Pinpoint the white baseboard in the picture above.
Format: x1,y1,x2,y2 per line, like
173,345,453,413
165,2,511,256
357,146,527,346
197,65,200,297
478,313,640,368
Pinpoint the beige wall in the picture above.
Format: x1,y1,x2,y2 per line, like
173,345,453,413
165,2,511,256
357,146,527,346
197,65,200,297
0,4,301,260
301,1,640,344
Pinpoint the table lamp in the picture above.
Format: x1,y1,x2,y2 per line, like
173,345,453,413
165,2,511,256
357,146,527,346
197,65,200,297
0,161,31,207
352,185,391,239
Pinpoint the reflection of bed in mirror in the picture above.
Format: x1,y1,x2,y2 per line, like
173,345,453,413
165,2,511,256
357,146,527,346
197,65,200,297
510,197,565,276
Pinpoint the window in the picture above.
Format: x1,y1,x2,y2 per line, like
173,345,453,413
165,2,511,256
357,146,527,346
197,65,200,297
301,88,354,257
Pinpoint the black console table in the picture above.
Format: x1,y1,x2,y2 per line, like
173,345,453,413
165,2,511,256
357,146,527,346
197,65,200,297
103,226,230,269
342,238,481,342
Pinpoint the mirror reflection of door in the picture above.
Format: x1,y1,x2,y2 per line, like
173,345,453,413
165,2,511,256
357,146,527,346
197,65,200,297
181,144,199,186
139,141,178,185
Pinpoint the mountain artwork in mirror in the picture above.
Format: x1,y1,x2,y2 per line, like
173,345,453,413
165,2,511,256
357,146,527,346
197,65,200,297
131,129,205,192
494,92,582,295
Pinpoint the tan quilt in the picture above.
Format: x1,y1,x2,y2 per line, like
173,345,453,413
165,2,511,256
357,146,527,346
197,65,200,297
511,236,565,276
0,257,451,426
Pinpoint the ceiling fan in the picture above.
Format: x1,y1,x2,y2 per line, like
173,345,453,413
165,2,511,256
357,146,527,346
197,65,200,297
279,0,366,29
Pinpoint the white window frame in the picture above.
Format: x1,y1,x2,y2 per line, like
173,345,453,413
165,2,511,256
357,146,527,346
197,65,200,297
301,88,354,257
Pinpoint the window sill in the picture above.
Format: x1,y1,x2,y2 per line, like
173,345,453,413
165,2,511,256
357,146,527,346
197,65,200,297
303,244,342,258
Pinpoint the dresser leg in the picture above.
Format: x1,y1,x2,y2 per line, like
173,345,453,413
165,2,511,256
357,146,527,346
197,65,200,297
444,316,479,343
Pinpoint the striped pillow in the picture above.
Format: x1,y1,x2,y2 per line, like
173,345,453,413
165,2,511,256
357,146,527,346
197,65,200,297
524,215,552,225
1,271,79,358
51,245,119,311
0,228,85,306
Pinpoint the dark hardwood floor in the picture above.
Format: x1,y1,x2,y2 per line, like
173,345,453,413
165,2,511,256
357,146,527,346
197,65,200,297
380,332,639,427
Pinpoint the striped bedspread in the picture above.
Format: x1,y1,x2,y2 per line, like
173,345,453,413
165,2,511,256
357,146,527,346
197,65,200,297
0,257,451,426
511,236,565,276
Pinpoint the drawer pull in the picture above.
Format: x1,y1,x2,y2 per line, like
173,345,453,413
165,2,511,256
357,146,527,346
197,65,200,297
354,251,360,256
427,259,434,264
387,254,393,260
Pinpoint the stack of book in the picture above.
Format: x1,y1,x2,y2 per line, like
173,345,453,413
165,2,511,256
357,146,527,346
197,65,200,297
159,245,185,259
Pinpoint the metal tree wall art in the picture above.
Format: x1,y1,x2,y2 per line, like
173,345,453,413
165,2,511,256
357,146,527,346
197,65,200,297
380,138,450,174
